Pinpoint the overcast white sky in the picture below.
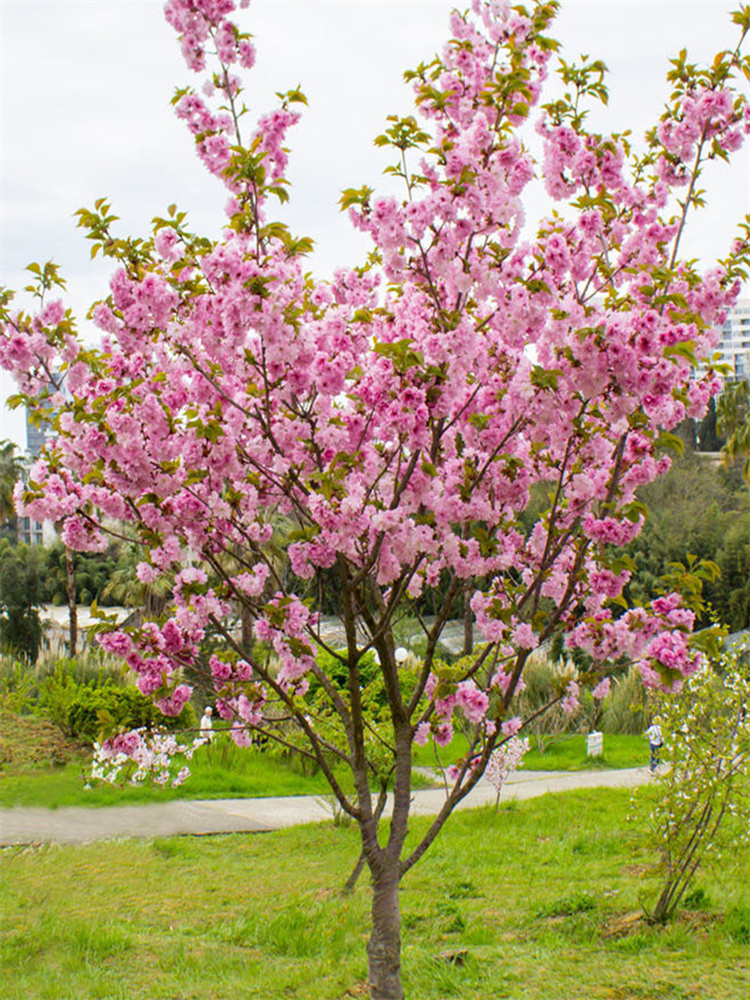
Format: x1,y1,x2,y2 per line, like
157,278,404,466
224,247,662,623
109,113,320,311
2,0,749,448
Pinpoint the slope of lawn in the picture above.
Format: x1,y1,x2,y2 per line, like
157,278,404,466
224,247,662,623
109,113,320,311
1,786,748,999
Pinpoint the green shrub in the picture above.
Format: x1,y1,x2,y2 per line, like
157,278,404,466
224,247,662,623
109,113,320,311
311,646,380,690
31,657,128,733
66,685,195,744
42,652,125,689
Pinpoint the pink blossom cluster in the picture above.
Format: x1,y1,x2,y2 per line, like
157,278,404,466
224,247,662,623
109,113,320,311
165,0,253,74
254,595,317,693
96,602,212,705
561,679,580,715
656,84,748,186
591,677,611,701
567,592,700,692
209,654,266,743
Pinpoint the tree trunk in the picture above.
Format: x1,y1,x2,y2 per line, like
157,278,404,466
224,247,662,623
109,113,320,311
65,546,77,656
367,870,403,1000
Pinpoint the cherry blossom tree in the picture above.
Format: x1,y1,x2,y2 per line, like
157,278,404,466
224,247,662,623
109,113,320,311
2,1,750,995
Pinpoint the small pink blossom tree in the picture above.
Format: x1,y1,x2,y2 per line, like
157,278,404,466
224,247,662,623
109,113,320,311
3,2,750,996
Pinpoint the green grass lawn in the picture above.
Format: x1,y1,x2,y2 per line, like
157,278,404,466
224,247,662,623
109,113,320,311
1,786,748,999
412,731,647,772
523,732,646,770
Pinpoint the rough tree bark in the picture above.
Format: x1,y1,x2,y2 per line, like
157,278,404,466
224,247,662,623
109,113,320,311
367,867,404,1000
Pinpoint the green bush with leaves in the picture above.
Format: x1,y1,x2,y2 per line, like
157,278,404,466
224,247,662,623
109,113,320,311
66,684,196,744
711,512,750,629
35,663,87,733
309,646,381,695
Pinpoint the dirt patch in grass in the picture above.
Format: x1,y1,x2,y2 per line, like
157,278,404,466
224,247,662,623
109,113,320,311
601,911,645,938
0,710,83,768
601,908,718,943
339,983,369,998
622,863,649,877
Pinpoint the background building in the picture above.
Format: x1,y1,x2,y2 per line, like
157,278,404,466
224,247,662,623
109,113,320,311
19,390,56,546
715,299,750,382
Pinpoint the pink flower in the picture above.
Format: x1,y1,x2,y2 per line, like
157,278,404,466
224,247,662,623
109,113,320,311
230,723,254,748
161,620,184,654
414,722,431,746
136,562,161,584
591,677,611,701
434,722,454,747
512,622,536,649
210,655,232,682
561,681,580,715
456,680,489,724
154,227,181,262
157,684,192,717
501,716,522,737
96,631,132,657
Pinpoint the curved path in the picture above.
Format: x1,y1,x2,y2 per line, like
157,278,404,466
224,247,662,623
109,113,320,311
0,767,651,846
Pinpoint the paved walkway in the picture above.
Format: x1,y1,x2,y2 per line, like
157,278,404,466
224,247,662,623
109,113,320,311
0,767,650,846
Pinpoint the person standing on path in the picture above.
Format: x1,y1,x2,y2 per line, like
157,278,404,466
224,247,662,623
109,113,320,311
645,720,663,775
200,706,214,743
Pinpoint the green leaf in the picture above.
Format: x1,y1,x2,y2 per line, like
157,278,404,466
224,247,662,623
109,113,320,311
622,500,648,524
655,431,685,457
277,86,308,106
372,338,424,373
530,367,563,391
339,186,373,211
663,341,698,365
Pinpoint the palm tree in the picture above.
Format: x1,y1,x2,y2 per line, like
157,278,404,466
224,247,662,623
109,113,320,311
0,440,26,541
102,542,172,617
717,378,750,483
